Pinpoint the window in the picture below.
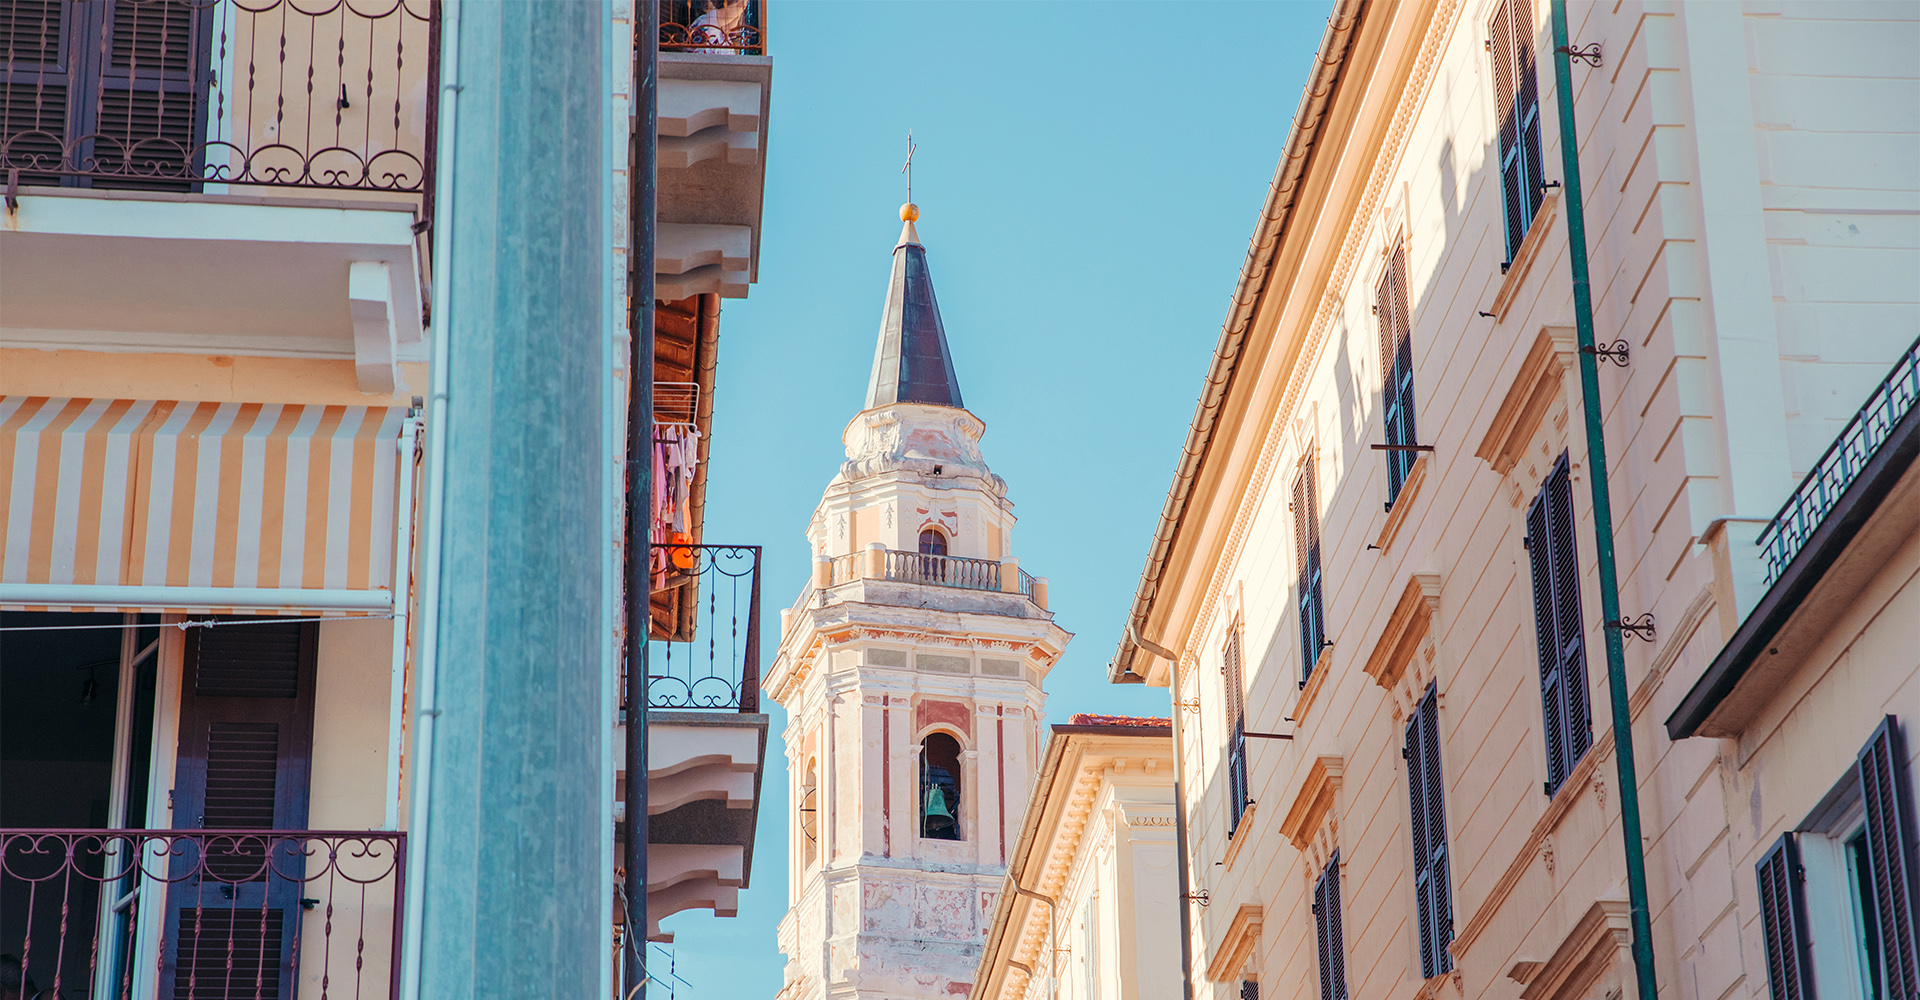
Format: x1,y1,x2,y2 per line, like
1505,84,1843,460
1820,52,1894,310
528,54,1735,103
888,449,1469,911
1491,0,1545,262
920,732,962,841
1757,718,1920,1000
918,528,947,557
1225,626,1250,835
1377,244,1419,505
800,758,819,866
1526,455,1591,795
1404,684,1453,978
0,2,213,189
1294,460,1326,683
1313,852,1348,1000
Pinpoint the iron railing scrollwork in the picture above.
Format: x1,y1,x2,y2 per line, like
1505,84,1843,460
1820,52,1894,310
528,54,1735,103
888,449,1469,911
645,543,761,712
0,828,406,1000
657,0,763,55
1,0,438,202
1757,334,1920,584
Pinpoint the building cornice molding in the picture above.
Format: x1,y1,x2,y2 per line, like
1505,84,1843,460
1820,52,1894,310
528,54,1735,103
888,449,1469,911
1277,755,1344,864
1474,326,1578,476
1362,573,1442,716
1204,904,1265,982
1508,898,1632,1000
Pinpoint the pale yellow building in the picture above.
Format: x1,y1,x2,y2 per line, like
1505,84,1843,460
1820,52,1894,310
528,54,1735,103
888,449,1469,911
1104,2,1919,1000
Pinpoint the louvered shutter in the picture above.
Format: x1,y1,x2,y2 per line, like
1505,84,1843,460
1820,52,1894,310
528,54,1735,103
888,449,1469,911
1490,0,1524,258
1226,628,1249,833
162,620,318,1000
1,0,77,182
1405,686,1453,978
1525,489,1568,789
1858,717,1920,998
1513,0,1544,231
1314,853,1347,1000
1529,457,1590,794
1296,461,1326,681
1755,834,1813,1000
1379,245,1419,502
89,0,211,188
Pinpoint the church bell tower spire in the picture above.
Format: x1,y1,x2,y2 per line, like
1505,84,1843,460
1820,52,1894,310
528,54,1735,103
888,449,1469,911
766,204,1072,1000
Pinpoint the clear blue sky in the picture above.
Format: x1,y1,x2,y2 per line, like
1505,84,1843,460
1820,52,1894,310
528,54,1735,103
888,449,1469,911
656,2,1335,994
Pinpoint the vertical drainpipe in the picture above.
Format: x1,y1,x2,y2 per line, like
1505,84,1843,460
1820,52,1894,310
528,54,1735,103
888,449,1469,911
1126,624,1195,1000
1548,4,1661,999
623,0,658,995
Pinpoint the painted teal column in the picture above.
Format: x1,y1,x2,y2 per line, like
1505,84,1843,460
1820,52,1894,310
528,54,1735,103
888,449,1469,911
416,1,609,996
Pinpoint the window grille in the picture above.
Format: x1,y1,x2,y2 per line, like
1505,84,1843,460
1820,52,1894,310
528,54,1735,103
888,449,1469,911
1294,460,1326,683
1490,0,1544,262
1377,244,1419,505
1403,684,1453,978
1525,455,1591,795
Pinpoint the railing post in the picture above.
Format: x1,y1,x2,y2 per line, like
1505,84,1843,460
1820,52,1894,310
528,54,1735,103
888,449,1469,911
865,542,886,580
999,557,1020,594
1032,577,1049,611
813,553,833,589
741,546,761,714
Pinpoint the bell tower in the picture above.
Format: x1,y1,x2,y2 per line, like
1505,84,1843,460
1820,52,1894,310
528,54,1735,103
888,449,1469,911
768,204,1070,1000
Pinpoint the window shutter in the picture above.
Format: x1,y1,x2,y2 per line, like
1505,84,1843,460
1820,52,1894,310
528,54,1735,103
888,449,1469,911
1380,244,1419,501
1315,853,1347,1000
1525,490,1568,789
1513,0,1544,229
90,0,212,189
1490,0,1523,258
162,620,318,1000
1755,834,1813,1000
1545,461,1592,767
1226,627,1250,833
1857,717,1920,998
1405,686,1453,978
1296,461,1325,681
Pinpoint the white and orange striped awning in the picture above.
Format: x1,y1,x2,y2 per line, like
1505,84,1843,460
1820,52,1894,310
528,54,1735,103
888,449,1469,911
1,397,409,613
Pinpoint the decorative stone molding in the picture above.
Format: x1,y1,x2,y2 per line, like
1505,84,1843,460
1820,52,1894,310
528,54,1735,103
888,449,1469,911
837,403,1007,496
1362,573,1442,717
1475,326,1578,476
1508,899,1632,1000
1278,756,1344,875
1205,904,1264,982
1375,455,1428,551
1486,195,1561,320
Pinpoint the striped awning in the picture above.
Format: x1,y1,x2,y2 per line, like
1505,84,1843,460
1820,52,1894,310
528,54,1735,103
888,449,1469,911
1,397,408,613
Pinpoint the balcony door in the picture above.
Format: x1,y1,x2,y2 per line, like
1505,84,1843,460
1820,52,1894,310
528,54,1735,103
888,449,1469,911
1,0,215,188
162,620,316,1000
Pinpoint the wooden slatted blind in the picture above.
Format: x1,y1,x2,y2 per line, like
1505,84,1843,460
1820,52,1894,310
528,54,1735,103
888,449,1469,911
1295,459,1325,682
1377,244,1418,504
1404,684,1453,978
1490,0,1543,261
1313,852,1347,1000
1858,717,1920,999
1225,625,1249,834
1755,834,1812,1000
1526,455,1591,795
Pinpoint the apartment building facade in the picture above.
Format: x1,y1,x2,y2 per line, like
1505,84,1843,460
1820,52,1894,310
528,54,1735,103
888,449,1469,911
1105,3,1919,1000
0,1,773,996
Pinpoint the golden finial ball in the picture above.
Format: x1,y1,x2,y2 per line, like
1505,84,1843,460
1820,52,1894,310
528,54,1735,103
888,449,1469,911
900,203,920,222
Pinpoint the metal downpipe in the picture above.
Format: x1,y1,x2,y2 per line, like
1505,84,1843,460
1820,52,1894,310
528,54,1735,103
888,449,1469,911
1126,623,1196,1000
1548,4,1660,998
622,1,658,995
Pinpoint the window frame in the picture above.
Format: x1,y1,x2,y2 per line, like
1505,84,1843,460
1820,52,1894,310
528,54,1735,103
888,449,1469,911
917,729,965,842
1224,623,1250,836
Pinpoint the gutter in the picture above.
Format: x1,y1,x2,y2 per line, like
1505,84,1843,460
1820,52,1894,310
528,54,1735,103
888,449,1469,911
1109,0,1365,684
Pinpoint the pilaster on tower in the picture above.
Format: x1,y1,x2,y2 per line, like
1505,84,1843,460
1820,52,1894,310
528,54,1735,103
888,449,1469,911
768,204,1071,1000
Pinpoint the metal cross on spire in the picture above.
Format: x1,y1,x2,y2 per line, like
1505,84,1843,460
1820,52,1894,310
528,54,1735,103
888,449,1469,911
901,131,917,204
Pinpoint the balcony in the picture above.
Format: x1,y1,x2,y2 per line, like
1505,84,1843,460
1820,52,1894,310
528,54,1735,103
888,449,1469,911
649,1,769,304
0,0,437,392
794,549,1051,622
622,544,767,945
1,828,405,999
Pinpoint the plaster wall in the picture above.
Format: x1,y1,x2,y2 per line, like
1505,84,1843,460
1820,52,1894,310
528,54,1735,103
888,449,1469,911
1135,1,1917,999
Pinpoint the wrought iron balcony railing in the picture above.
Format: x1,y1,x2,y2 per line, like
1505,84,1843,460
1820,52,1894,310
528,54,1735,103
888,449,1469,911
1757,334,1920,584
1,828,405,1000
645,543,760,712
659,0,764,55
1,0,438,197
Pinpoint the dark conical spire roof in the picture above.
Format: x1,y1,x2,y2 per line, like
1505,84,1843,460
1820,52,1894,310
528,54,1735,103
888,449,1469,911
865,205,964,410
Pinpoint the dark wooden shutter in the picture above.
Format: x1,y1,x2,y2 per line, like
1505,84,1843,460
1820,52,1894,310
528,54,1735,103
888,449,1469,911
1528,456,1590,795
1378,244,1419,503
1314,852,1347,1000
1,0,77,183
1296,461,1325,681
1225,627,1249,834
1405,685,1453,978
1756,834,1813,1000
1492,0,1541,261
1858,717,1920,998
162,620,318,1000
